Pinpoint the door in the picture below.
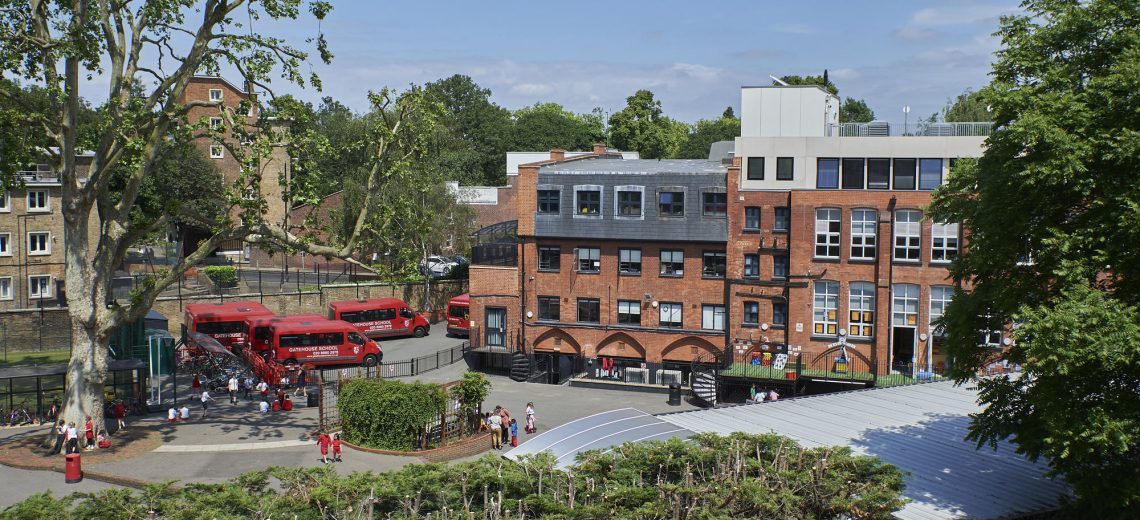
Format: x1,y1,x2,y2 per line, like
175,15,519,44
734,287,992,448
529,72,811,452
396,307,415,335
892,327,915,373
485,308,506,349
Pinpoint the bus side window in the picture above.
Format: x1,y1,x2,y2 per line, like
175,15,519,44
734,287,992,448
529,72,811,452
399,308,414,319
347,332,365,345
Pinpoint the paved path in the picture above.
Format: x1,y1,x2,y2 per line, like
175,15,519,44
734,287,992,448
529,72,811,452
0,467,124,509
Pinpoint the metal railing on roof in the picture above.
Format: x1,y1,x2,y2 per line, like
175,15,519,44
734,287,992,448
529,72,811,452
827,121,993,137
17,170,61,183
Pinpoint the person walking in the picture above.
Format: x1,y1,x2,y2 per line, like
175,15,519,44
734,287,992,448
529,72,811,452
317,432,331,464
227,375,239,405
50,420,66,455
525,402,536,434
256,379,269,401
332,433,342,462
64,421,79,455
509,419,518,448
191,374,201,394
113,400,127,431
294,369,307,398
498,407,511,447
488,408,503,450
243,376,253,400
83,416,95,451
200,389,212,419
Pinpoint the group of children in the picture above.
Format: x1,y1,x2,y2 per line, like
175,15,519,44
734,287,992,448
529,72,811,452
50,415,111,456
316,432,342,463
482,402,536,450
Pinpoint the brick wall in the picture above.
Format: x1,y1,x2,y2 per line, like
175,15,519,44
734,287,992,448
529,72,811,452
468,265,519,347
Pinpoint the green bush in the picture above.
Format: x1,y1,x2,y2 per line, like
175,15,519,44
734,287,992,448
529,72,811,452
201,265,237,288
338,378,447,450
450,371,491,414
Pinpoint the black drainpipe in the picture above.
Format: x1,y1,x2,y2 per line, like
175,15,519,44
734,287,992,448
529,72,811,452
882,196,898,382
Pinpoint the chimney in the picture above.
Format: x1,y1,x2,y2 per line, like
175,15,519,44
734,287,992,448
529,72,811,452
549,149,565,161
592,142,607,155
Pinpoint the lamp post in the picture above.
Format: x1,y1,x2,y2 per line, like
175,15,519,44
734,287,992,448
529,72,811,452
903,105,911,135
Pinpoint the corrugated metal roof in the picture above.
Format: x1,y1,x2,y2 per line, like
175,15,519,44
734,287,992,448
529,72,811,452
657,381,1069,519
505,408,692,467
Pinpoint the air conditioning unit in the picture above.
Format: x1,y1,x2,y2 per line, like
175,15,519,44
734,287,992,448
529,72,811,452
864,121,890,137
925,123,954,136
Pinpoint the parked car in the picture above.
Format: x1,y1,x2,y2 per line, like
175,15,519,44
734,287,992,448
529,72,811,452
419,255,459,278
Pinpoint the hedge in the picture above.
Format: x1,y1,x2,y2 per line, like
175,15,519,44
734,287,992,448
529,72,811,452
338,378,447,450
201,265,237,287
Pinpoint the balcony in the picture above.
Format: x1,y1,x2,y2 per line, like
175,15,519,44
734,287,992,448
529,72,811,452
827,121,993,137
17,170,61,184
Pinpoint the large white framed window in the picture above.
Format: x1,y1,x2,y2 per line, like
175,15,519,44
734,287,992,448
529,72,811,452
893,210,922,261
931,222,959,263
701,304,725,331
27,232,50,255
813,281,839,336
848,282,875,338
815,208,841,259
892,284,920,327
0,233,10,256
29,274,52,299
929,286,953,336
850,209,877,260
208,88,223,101
659,302,683,328
0,277,12,300
615,186,644,218
26,190,49,212
0,191,9,212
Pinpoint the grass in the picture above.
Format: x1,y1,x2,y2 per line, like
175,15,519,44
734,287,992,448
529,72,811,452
0,349,72,368
724,362,945,388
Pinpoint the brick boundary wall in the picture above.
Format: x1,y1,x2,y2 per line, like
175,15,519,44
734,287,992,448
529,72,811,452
341,432,494,463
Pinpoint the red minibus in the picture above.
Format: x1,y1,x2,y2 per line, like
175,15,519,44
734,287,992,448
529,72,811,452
268,319,382,367
184,301,273,350
446,293,470,337
327,298,431,339
245,313,325,356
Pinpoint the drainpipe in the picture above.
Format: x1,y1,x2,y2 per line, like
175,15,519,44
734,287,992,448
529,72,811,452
885,196,897,377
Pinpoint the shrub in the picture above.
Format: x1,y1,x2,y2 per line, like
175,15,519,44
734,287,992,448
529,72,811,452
201,265,237,287
338,378,446,450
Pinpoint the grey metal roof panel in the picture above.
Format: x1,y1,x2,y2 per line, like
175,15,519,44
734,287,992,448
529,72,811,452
505,408,694,468
541,158,726,174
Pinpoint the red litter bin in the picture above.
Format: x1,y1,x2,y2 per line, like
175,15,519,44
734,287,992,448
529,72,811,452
283,398,293,411
65,453,82,483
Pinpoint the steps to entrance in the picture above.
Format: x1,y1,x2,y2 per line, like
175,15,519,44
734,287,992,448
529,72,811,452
508,351,530,382
691,371,717,406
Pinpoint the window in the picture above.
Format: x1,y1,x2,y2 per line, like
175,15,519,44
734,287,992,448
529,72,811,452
537,190,560,214
210,145,224,159
617,300,641,325
702,251,726,278
618,249,642,275
659,302,683,328
660,250,684,276
702,191,727,216
576,247,600,273
659,190,684,216
743,301,759,325
817,158,840,189
929,286,953,336
893,158,917,190
743,254,760,279
0,277,10,300
209,117,223,129
849,282,875,338
0,191,9,212
841,158,865,189
931,222,959,262
0,233,9,256
772,301,787,327
773,255,788,279
813,281,839,336
744,207,761,230
815,208,841,258
538,246,560,271
892,284,919,327
538,296,560,321
774,207,790,232
577,298,600,323
850,209,877,260
616,188,642,217
702,304,725,331
208,88,223,101
867,158,890,189
776,157,794,181
919,159,943,190
347,332,366,346
893,210,922,261
27,232,50,255
26,190,49,211
575,188,601,216
747,157,764,180
29,274,52,299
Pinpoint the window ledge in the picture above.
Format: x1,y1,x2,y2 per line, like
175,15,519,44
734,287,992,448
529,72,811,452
892,259,922,265
537,269,561,273
810,335,839,341
659,274,684,278
575,271,600,275
847,258,876,264
846,336,872,344
771,229,789,234
812,257,841,264
618,272,643,277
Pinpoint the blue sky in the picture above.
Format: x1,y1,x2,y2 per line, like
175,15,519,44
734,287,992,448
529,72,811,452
265,0,1021,123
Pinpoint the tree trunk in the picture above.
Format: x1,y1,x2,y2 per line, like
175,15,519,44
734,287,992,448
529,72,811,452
61,319,110,435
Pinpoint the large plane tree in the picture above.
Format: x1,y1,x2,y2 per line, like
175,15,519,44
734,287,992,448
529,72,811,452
0,0,441,433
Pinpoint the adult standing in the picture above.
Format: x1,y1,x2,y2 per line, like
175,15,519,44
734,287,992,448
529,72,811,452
522,401,535,435
64,421,79,454
50,420,66,455
227,375,239,405
113,400,127,431
488,407,503,450
498,406,511,447
294,368,307,398
200,389,212,419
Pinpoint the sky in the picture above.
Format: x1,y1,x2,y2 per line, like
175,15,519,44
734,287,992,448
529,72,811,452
249,0,1021,124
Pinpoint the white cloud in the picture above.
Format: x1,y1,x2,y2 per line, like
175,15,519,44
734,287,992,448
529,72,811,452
828,68,860,81
910,3,1019,26
669,62,722,82
893,25,941,42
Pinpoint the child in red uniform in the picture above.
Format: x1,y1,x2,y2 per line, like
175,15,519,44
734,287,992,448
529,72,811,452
332,433,342,462
317,432,331,464
84,416,95,451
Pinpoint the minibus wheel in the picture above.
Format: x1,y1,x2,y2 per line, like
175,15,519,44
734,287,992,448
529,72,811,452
413,326,427,338
363,354,378,367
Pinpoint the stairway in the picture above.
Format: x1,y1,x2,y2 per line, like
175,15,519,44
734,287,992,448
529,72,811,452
691,370,718,407
509,350,531,382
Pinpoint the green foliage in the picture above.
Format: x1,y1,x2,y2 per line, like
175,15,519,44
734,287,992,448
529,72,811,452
941,88,991,122
777,74,838,95
928,0,1140,513
200,266,237,288
508,102,603,152
338,378,447,450
425,74,512,186
677,115,740,159
2,434,906,519
608,89,686,159
776,73,877,123
449,371,491,414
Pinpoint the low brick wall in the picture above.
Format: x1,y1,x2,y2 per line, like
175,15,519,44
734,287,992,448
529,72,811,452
342,432,495,463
